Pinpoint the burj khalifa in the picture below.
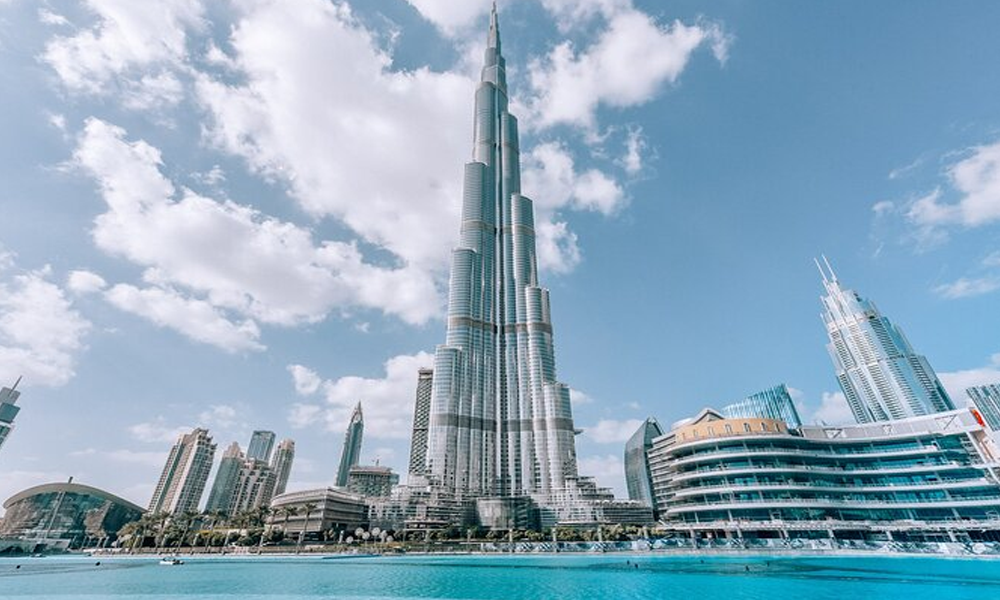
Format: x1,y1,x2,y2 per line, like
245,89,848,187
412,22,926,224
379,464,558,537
423,5,579,500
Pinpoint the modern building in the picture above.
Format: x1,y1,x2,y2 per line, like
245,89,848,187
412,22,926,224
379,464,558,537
624,418,664,511
1,480,144,550
721,384,803,429
205,442,243,515
0,378,22,454
231,458,277,513
268,488,368,540
423,3,578,503
346,465,399,498
647,406,1000,542
271,438,296,497
818,258,954,423
968,384,1000,432
407,368,433,477
247,430,276,463
335,403,364,488
148,428,216,516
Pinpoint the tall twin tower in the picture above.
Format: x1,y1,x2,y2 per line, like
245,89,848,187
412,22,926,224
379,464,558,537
418,6,578,500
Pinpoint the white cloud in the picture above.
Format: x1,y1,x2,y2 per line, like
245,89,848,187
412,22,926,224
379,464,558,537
288,364,323,396
71,117,443,351
0,257,91,387
813,391,854,425
105,283,264,353
939,354,1000,402
907,141,1000,230
287,352,434,440
38,8,70,27
523,141,626,216
569,388,594,405
577,454,625,497
128,418,191,444
67,270,108,295
197,404,239,429
288,403,323,429
72,448,168,467
194,0,469,275
620,126,646,175
404,0,494,34
584,418,643,444
41,0,203,109
984,251,1000,268
526,8,728,130
934,276,1000,299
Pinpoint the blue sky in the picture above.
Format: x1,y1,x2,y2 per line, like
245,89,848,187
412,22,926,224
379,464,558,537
2,0,1000,509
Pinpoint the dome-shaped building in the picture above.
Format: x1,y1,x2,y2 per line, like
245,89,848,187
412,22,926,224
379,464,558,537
1,480,144,552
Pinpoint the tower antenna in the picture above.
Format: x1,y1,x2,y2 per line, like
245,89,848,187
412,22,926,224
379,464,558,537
814,258,828,283
822,255,838,282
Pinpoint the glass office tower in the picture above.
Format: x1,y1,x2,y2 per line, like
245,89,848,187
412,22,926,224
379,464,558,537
205,441,243,515
336,403,364,488
624,418,664,511
148,428,216,515
271,438,296,497
818,257,953,423
247,430,276,463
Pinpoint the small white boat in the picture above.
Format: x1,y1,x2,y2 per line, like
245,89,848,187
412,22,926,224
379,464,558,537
159,557,184,566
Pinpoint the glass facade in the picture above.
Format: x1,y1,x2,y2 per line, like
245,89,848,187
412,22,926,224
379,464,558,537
648,408,1000,538
246,430,276,463
0,481,144,549
968,384,1000,432
624,418,663,510
271,438,296,497
336,403,364,488
205,441,243,515
408,368,433,477
346,465,399,498
0,381,22,454
722,384,802,429
818,258,953,423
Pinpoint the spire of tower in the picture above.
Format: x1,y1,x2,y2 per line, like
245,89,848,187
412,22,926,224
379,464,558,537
488,1,500,51
814,257,828,284
822,254,838,282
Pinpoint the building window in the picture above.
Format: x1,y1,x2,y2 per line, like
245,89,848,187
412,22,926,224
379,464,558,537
744,423,751,433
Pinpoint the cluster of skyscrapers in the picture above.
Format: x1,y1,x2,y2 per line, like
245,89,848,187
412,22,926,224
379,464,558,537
149,428,295,518
624,260,1000,543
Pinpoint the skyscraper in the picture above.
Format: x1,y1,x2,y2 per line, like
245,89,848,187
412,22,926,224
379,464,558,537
722,384,803,429
818,258,954,423
423,4,579,500
624,418,663,510
149,428,216,515
271,438,296,497
407,368,433,477
967,384,1000,431
0,378,22,454
247,430,276,463
335,403,364,488
205,442,243,515
231,458,277,512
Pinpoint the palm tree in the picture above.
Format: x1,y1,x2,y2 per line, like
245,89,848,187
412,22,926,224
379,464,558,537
297,502,317,554
279,506,299,543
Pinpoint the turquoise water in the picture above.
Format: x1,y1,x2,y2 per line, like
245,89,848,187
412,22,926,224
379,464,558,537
2,554,998,599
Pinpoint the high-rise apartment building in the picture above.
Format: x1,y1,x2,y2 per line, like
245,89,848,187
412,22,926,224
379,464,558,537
148,428,216,515
0,378,22,454
424,4,578,500
818,258,953,423
721,384,802,429
335,403,364,487
271,438,296,497
624,418,663,511
408,368,433,477
247,430,276,463
205,442,243,515
968,384,1000,432
231,458,277,513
